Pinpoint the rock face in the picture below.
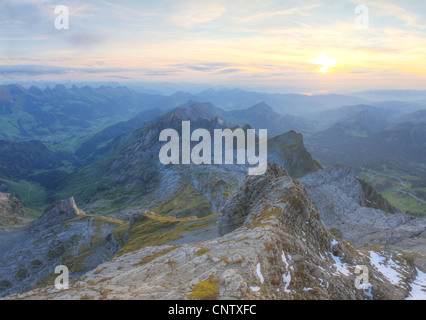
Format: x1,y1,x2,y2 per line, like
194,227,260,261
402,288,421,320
0,193,28,226
64,104,321,218
357,177,397,213
267,131,322,178
27,197,85,233
300,165,426,271
218,163,291,236
10,163,425,300
0,198,124,298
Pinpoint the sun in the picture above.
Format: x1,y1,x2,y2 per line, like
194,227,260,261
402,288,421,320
309,52,339,73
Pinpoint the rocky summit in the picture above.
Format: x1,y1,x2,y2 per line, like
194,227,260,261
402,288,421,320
27,197,85,233
7,163,425,300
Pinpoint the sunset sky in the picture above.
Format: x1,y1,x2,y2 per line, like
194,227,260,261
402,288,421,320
1,0,426,93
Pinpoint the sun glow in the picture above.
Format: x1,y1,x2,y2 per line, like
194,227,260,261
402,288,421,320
309,52,339,73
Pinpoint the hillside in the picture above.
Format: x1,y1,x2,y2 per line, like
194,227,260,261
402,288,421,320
54,104,321,217
0,84,176,151
8,163,425,300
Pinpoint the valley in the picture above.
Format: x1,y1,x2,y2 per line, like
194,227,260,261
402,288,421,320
3,0,426,304
0,84,425,300
358,168,426,217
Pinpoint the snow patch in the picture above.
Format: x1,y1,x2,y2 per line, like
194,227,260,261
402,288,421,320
282,273,291,293
256,263,264,284
406,268,426,300
330,252,351,276
281,250,288,267
362,283,373,299
281,250,292,292
369,251,404,286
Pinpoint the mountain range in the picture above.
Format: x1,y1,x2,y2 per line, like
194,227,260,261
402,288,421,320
0,84,425,300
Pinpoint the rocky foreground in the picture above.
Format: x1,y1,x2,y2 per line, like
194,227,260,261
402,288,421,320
301,165,426,271
6,163,425,300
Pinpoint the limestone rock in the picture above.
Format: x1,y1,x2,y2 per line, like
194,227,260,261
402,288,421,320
301,165,426,271
27,197,85,233
0,199,123,298
10,163,424,300
217,162,291,236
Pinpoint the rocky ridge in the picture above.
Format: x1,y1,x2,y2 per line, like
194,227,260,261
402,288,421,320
0,197,125,297
300,165,426,271
8,163,425,300
65,105,321,220
27,197,85,233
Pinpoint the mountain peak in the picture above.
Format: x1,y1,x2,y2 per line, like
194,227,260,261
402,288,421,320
28,85,43,96
27,197,85,233
250,102,274,112
218,162,292,236
163,101,224,122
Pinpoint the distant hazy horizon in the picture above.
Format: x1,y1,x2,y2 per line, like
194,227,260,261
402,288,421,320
3,81,426,99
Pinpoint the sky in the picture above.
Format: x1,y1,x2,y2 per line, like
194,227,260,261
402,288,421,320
1,0,426,93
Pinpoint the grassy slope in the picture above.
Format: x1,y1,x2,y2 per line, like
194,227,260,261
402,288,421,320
0,178,47,218
358,167,426,217
116,212,219,256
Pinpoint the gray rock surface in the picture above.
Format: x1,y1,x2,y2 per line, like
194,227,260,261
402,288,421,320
218,163,292,236
27,197,85,233
0,198,123,298
8,163,424,300
300,165,426,270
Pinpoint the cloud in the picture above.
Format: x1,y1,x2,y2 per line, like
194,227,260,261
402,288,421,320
216,68,243,74
0,64,182,79
0,65,125,76
368,1,418,26
300,89,329,96
239,4,322,23
171,62,232,72
0,65,70,75
64,33,105,48
169,2,225,28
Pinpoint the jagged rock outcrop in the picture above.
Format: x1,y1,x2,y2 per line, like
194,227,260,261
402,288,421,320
357,177,397,213
218,163,291,236
0,193,28,226
27,197,85,233
9,163,425,300
267,131,322,178
0,198,124,298
300,165,426,271
64,104,321,219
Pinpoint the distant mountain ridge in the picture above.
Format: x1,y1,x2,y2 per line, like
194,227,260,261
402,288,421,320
194,87,367,115
0,140,69,181
55,102,321,218
1,84,426,299
0,84,177,143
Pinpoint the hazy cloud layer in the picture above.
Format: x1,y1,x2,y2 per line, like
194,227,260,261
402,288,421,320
1,0,425,91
